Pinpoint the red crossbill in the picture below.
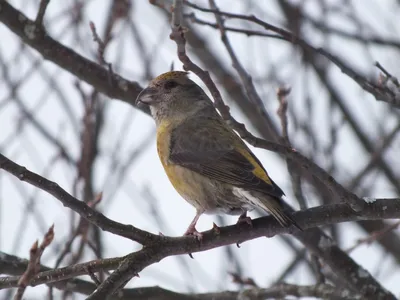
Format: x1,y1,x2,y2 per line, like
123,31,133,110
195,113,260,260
136,71,301,238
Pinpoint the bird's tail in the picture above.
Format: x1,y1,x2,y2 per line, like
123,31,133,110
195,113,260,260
265,199,303,231
248,191,302,230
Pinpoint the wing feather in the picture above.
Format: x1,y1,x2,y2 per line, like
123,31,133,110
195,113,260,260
169,116,284,199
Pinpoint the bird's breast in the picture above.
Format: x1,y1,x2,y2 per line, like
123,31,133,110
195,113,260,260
156,120,199,201
156,120,172,167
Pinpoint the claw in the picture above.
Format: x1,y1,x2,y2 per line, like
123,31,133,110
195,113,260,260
183,211,204,240
184,229,203,240
184,225,203,240
237,212,253,227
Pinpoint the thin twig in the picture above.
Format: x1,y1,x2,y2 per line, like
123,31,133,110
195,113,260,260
89,21,114,78
89,21,107,65
208,0,275,130
276,87,291,145
185,12,284,39
276,87,308,209
184,0,400,109
229,272,258,287
375,62,399,88
14,225,54,300
347,220,400,253
86,267,102,286
35,0,51,25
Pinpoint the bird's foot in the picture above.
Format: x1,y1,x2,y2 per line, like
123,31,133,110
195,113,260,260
237,214,253,227
184,225,203,240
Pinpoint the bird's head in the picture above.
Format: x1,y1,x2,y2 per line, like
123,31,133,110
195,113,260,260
136,71,213,123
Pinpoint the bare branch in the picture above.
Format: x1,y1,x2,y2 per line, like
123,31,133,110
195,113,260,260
347,220,400,253
184,0,400,109
0,153,160,245
13,225,54,300
169,0,365,211
0,252,359,300
1,148,399,299
1,1,400,299
35,0,51,26
0,1,145,111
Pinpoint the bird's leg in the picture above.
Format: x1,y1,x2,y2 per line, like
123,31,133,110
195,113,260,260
237,211,253,226
184,211,203,240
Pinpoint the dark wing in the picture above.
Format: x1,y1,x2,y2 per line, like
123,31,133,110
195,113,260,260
169,116,284,198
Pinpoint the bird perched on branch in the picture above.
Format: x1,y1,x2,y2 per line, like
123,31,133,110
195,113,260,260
136,71,301,238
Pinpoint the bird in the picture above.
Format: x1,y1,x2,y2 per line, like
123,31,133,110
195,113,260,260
136,71,301,238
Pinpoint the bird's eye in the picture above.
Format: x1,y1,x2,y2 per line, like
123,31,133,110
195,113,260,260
164,81,178,90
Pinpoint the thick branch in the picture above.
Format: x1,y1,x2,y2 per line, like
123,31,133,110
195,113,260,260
1,197,400,285
0,252,358,299
84,195,400,300
1,2,398,299
1,151,398,298
165,2,397,300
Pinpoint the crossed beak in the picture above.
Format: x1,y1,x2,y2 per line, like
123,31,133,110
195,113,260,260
136,87,159,107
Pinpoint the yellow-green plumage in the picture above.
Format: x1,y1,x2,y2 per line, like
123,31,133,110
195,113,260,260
157,119,202,204
137,71,301,235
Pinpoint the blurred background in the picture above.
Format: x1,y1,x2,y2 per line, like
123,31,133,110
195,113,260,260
1,0,400,299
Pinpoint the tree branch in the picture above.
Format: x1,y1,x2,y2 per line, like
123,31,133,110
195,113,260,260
184,0,400,109
0,252,359,299
0,1,145,111
165,2,397,299
170,0,364,212
0,153,159,245
1,153,398,299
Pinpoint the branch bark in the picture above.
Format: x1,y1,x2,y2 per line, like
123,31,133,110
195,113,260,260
0,251,359,299
0,1,144,111
0,152,399,298
0,153,159,245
